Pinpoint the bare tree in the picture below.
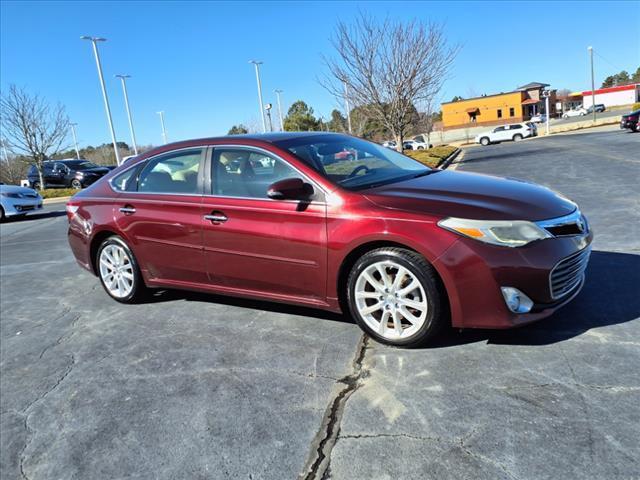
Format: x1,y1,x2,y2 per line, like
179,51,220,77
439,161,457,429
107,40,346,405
324,14,458,151
1,85,69,188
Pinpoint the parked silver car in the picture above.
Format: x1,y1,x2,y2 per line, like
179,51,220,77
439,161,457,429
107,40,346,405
0,183,43,221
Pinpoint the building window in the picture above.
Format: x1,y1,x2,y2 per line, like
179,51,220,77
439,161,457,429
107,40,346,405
497,109,502,118
509,107,515,117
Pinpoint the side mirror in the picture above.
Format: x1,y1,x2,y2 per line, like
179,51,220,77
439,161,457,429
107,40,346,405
267,177,314,200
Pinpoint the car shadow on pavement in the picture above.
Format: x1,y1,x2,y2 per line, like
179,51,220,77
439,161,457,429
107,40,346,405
142,288,352,325
1,210,67,223
432,250,640,348
462,147,557,164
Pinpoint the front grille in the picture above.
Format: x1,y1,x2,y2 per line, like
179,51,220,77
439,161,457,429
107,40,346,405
537,210,588,238
550,247,591,299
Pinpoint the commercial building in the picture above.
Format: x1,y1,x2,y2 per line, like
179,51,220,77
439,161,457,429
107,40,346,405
578,84,640,108
441,82,556,130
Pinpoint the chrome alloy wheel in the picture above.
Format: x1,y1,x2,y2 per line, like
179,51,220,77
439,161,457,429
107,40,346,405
354,260,428,340
99,243,135,298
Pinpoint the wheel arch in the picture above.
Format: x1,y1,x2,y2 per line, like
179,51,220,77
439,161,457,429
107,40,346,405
335,240,450,316
89,230,119,275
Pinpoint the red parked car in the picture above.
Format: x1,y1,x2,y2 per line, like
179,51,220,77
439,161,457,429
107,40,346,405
67,133,592,347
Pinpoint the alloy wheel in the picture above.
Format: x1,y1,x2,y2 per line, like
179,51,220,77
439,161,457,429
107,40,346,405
354,260,428,341
99,243,135,298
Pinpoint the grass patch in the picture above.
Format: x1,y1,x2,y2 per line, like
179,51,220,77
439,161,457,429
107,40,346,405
39,188,79,199
404,145,457,168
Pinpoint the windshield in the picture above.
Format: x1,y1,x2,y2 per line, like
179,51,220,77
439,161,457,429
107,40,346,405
274,134,430,190
64,161,100,170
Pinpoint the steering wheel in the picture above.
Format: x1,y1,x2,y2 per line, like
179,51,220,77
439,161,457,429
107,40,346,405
347,165,370,178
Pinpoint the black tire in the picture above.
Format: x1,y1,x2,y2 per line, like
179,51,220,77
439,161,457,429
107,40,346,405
346,247,447,347
96,235,147,303
71,179,82,189
32,181,41,190
480,137,490,146
0,206,5,222
513,134,523,141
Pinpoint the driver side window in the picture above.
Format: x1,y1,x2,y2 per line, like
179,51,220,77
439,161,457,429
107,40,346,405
211,148,298,199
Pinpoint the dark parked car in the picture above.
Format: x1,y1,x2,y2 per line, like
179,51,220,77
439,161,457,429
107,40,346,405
620,109,640,132
586,104,606,114
67,132,592,347
28,159,112,189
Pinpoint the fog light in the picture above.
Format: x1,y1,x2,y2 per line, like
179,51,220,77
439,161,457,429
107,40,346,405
501,287,533,313
15,206,22,212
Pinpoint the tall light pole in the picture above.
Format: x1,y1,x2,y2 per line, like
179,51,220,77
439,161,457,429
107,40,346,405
156,111,168,144
80,36,121,165
588,46,596,122
274,89,284,131
249,60,266,133
69,123,81,159
115,74,138,155
542,90,551,136
343,81,353,134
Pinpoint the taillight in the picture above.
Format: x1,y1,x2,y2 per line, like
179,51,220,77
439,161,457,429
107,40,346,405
66,202,80,220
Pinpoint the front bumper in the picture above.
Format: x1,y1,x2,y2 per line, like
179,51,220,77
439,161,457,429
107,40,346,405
2,198,43,216
433,230,593,329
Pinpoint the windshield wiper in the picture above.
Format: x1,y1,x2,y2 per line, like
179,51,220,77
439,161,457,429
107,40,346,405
411,169,439,179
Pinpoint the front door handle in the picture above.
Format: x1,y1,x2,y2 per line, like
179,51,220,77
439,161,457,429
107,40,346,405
119,206,136,215
204,212,228,223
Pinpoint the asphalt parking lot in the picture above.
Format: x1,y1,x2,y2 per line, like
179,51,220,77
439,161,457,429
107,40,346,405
1,127,639,480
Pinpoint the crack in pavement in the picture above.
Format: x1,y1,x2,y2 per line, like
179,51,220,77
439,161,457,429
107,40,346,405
298,335,370,480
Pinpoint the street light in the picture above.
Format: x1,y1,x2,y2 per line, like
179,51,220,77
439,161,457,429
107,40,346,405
80,36,121,165
156,111,168,144
588,46,596,122
274,89,284,131
542,90,551,136
343,81,353,134
69,123,81,159
115,74,138,155
249,60,266,133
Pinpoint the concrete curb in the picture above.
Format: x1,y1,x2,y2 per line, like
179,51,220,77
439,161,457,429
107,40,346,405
43,196,72,204
437,148,462,170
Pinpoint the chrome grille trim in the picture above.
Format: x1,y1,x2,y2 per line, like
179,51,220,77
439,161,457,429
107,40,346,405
549,247,591,300
537,209,588,237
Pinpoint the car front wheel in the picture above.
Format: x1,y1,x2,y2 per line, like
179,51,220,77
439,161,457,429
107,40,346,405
97,236,147,303
347,247,446,347
71,179,82,189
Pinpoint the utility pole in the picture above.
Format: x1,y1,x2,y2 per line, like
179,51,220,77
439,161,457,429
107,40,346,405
343,81,353,134
249,60,266,133
156,111,168,144
542,90,551,136
115,74,138,155
274,89,284,131
81,36,121,165
264,103,273,132
69,123,81,159
588,46,596,122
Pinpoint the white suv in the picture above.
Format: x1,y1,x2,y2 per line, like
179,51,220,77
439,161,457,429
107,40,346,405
475,123,534,146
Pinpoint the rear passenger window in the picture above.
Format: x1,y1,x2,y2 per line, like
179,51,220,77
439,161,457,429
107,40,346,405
138,149,203,194
111,168,137,192
510,125,522,130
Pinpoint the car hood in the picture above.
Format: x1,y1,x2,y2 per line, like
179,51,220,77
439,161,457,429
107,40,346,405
0,184,39,196
363,170,577,221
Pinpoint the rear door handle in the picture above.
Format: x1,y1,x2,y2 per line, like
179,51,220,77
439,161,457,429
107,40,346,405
119,206,136,215
204,212,228,223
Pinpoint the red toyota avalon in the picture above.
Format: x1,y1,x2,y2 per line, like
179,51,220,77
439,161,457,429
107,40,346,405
67,133,592,347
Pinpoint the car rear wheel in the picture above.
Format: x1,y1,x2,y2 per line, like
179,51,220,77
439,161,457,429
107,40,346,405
97,236,147,303
0,206,5,222
71,179,82,189
513,134,523,141
480,137,490,146
347,247,446,347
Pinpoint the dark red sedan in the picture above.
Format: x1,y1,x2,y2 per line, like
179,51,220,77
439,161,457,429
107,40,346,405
67,133,592,346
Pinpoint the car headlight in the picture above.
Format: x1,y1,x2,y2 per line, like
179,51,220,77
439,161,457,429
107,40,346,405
75,172,84,178
438,217,551,247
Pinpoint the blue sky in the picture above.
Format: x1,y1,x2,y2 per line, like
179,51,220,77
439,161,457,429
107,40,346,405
1,0,638,149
